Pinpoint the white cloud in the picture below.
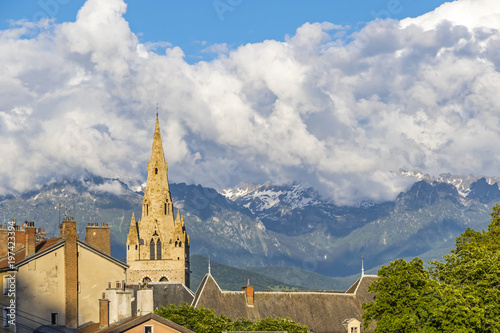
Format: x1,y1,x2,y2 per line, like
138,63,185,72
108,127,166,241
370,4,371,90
2,0,500,204
87,179,126,196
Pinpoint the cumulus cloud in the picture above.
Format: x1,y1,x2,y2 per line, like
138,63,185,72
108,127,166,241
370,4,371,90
1,0,500,204
87,179,126,196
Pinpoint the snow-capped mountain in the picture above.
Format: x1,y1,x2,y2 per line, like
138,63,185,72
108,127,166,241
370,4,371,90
399,169,500,197
3,173,500,278
221,182,321,213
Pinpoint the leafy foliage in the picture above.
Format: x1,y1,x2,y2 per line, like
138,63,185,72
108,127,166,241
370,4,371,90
362,258,439,332
363,205,500,333
155,303,309,333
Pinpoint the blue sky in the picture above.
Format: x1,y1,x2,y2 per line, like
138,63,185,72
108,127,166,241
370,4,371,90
1,0,500,204
0,0,450,62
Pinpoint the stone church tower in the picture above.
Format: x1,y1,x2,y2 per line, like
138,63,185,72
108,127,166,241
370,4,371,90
126,114,190,287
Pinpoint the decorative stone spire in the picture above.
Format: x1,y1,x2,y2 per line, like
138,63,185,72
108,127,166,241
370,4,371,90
127,212,138,245
150,113,166,165
142,114,171,220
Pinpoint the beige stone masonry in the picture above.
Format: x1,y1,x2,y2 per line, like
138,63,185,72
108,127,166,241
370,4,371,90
126,115,190,287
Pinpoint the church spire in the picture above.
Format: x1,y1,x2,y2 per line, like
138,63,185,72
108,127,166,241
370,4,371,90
151,113,165,164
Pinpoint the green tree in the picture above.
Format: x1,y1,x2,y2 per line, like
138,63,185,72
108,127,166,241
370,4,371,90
250,316,308,333
155,303,309,333
362,258,439,332
155,303,232,333
363,205,500,333
430,235,500,331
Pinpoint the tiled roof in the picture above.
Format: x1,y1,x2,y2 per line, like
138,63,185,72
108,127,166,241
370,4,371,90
0,237,128,271
0,237,63,270
89,313,195,333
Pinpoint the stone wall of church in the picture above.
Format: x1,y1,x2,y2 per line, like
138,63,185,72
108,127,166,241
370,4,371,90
127,258,187,284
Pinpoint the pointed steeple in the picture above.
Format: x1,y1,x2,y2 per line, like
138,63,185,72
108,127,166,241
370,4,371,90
127,213,138,245
150,113,166,164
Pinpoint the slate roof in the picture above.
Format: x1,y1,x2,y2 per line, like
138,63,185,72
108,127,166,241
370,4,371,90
129,281,195,315
192,273,378,333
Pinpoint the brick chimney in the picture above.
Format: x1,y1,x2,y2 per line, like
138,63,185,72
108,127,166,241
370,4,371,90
0,225,7,258
85,223,111,255
242,285,254,306
62,216,78,328
25,221,36,257
99,293,109,328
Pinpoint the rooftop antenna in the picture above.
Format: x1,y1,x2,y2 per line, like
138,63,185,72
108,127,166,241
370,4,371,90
361,257,365,277
58,203,62,224
156,103,159,118
208,255,211,275
247,278,250,286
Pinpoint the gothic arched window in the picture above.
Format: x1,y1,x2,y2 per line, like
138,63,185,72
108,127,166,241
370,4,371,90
159,276,168,282
150,239,155,260
156,239,162,260
143,277,151,283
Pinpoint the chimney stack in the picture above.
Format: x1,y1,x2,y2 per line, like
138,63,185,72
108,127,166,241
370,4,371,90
242,285,254,306
99,293,109,328
25,221,36,257
85,222,111,255
62,216,78,328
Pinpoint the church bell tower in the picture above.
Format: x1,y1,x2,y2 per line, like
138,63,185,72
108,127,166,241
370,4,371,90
126,114,190,287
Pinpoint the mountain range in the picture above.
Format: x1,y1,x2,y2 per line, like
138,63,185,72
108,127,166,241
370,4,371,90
1,170,500,287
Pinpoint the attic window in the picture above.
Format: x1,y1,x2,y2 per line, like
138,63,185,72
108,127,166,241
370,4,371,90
51,313,58,326
145,326,153,333
155,168,158,174
2,276,10,296
3,308,10,328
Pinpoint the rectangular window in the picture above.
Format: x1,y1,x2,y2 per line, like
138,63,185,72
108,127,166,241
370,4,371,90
51,313,58,326
144,326,153,333
2,276,8,296
3,307,10,328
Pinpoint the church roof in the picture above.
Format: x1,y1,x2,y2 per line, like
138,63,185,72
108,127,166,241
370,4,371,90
130,282,195,315
191,273,378,333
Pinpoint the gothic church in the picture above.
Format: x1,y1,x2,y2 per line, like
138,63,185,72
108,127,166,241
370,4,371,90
126,115,190,287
